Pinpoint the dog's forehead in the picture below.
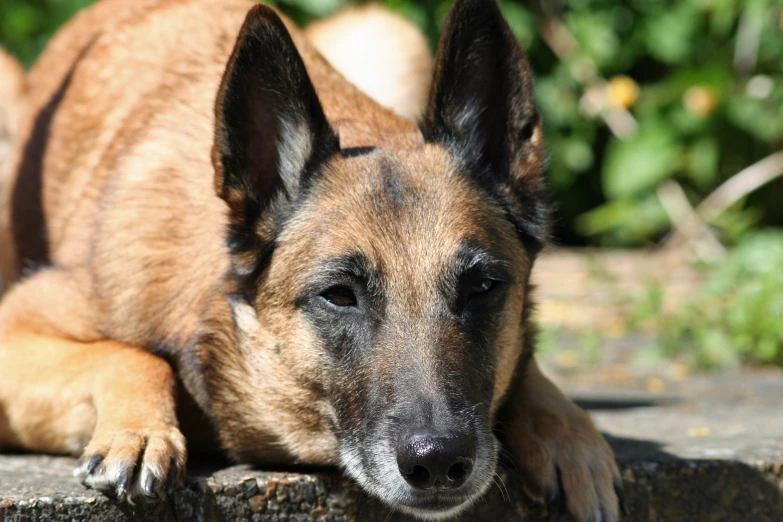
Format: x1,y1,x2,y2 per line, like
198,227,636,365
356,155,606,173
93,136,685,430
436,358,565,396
281,144,521,280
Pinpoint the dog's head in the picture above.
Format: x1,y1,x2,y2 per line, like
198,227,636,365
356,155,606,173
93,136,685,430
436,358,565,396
206,0,549,518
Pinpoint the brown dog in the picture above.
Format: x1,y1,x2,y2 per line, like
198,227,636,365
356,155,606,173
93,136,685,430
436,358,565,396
0,0,621,519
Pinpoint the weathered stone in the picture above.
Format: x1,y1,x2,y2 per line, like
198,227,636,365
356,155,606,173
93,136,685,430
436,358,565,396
245,479,260,499
2,371,782,521
248,494,266,513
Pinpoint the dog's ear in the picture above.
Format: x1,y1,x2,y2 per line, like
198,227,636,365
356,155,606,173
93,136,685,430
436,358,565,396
422,0,550,250
213,6,338,275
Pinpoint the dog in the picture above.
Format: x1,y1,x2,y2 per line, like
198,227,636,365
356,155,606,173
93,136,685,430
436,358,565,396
0,0,622,519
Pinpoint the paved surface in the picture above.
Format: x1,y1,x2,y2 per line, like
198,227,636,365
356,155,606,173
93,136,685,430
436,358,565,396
1,370,782,521
532,248,701,332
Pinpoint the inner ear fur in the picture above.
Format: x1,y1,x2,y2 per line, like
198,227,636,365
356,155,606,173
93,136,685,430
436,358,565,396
212,5,338,276
422,0,551,250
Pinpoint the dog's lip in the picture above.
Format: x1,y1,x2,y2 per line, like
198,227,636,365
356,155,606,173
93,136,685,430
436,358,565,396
396,491,473,513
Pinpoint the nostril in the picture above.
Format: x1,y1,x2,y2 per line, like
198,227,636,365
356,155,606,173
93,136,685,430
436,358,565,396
447,461,470,484
402,465,431,489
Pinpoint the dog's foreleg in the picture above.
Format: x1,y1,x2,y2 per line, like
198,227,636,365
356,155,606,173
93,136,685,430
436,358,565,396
0,270,185,502
500,357,623,522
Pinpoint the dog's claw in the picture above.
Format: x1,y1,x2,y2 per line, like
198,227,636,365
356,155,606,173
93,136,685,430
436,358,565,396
139,465,167,500
75,426,186,503
117,467,133,497
84,454,104,475
141,469,156,498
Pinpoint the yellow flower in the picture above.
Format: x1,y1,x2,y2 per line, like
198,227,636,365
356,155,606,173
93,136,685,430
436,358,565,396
606,75,639,109
683,86,717,117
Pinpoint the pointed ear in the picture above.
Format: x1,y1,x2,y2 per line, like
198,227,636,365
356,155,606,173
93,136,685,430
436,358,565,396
422,0,550,249
213,6,338,275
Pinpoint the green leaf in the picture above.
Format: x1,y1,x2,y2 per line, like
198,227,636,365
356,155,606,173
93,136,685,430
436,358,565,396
725,96,783,142
534,75,581,129
644,3,700,64
566,11,620,68
602,124,683,199
696,328,740,368
0,4,41,40
561,138,595,173
575,193,668,240
497,2,536,49
279,0,345,17
685,137,719,188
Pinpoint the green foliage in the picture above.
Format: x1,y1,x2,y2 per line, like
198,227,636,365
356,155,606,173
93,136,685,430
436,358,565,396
631,230,783,369
1,0,782,246
537,0,783,246
602,121,683,199
0,0,93,66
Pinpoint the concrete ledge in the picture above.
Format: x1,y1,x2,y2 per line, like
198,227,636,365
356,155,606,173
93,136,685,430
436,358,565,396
2,371,782,521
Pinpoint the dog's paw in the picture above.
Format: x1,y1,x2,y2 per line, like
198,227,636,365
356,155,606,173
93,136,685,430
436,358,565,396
510,407,624,522
75,425,187,502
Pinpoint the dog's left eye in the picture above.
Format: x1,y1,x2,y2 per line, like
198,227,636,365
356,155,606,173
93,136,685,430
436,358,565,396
470,278,495,296
321,286,357,307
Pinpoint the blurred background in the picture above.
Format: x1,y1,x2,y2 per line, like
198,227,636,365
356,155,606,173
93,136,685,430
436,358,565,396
1,0,782,380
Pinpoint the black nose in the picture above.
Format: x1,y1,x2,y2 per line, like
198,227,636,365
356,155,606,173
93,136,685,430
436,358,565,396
396,430,476,490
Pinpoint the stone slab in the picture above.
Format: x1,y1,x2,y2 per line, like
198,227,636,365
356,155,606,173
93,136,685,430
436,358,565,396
2,371,782,521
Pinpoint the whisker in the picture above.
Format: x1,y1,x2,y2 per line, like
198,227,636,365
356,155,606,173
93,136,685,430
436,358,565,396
494,471,511,503
497,447,520,473
384,506,397,522
491,475,508,503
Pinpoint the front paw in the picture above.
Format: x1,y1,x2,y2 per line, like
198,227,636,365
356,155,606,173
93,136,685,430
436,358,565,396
74,424,187,503
509,406,623,522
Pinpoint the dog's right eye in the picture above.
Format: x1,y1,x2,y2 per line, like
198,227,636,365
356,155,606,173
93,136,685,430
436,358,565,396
320,286,357,307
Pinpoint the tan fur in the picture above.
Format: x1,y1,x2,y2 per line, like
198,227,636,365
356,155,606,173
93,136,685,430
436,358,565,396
0,0,619,518
0,49,26,294
0,50,25,165
0,49,25,172
305,4,434,122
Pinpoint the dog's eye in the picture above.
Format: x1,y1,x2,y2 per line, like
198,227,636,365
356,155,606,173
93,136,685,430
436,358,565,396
470,278,495,296
321,286,357,307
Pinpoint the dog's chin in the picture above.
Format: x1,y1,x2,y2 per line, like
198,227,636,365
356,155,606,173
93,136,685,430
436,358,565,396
391,488,491,521
361,473,494,521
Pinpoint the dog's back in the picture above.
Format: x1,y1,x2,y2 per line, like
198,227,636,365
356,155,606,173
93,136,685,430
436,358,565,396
0,0,422,334
305,4,433,122
1,0,235,289
0,49,25,293
0,1,432,299
0,49,24,183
